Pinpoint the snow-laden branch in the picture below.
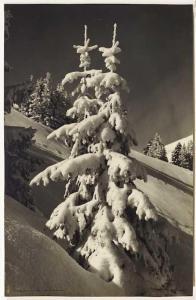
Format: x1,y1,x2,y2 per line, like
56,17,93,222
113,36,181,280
109,112,127,134
113,215,138,252
47,110,107,143
73,38,97,54
46,192,80,231
107,181,132,216
30,160,65,186
128,189,158,221
86,72,129,93
105,150,147,183
62,70,102,86
46,183,102,241
108,92,121,112
66,96,103,119
99,123,116,144
47,123,77,141
73,26,98,70
69,112,106,138
99,37,121,72
99,41,121,58
81,205,139,254
30,153,105,187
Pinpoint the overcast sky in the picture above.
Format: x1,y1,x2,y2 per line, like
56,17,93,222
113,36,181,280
5,4,194,149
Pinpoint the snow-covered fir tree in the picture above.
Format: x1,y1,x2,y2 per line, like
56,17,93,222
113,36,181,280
30,25,173,294
143,133,168,162
171,142,182,166
20,74,70,129
179,143,189,169
23,72,51,123
186,140,193,171
143,139,152,156
44,83,70,129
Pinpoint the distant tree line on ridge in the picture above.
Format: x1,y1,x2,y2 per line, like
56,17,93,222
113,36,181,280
143,133,193,171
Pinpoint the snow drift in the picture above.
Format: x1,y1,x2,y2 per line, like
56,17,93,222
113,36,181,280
5,195,124,296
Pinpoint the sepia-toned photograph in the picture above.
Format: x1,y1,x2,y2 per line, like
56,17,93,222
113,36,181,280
4,3,194,297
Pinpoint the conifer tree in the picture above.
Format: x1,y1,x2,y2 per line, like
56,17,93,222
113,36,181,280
186,140,193,171
171,142,182,166
179,143,189,169
143,139,152,155
26,72,51,125
144,133,168,162
161,147,168,162
43,83,70,129
30,25,172,294
20,73,70,129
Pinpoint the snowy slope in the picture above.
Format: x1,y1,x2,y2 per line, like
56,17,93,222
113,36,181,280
5,196,124,296
5,108,68,159
165,134,193,162
130,150,193,235
5,109,193,295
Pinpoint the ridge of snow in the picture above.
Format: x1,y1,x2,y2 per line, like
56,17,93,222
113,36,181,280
5,109,68,159
130,149,193,188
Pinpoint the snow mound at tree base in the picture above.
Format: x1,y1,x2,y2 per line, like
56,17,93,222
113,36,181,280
5,196,124,296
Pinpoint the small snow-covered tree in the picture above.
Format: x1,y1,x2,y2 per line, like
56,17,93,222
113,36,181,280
30,25,173,294
171,142,182,166
143,139,152,156
186,140,193,171
43,83,70,129
25,72,51,125
144,133,168,162
179,143,189,169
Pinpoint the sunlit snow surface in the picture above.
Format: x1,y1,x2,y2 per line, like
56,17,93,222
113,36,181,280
130,150,193,235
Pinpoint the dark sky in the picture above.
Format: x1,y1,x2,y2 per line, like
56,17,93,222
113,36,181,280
5,4,194,149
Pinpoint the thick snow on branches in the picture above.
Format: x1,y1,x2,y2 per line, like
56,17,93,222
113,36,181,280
99,24,121,72
106,151,147,183
128,189,158,221
47,123,76,141
73,25,97,70
62,70,102,86
86,72,129,93
66,96,103,119
69,113,106,137
30,24,173,294
30,153,105,186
